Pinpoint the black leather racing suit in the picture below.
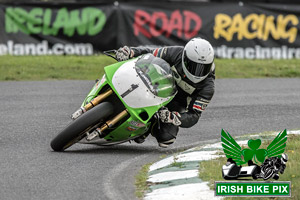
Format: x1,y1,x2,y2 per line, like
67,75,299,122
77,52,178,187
132,46,215,144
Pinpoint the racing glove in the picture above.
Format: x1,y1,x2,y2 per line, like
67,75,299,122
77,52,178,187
158,107,182,126
116,46,134,61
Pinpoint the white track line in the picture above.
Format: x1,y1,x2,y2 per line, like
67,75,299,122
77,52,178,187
148,170,199,183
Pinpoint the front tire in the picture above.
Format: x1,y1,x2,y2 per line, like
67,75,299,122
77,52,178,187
50,102,114,151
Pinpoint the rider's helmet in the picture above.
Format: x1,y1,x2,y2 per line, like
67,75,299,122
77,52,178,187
182,38,214,83
281,153,288,163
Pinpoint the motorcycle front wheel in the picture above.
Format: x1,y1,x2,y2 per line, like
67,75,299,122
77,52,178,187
50,102,114,151
263,168,274,180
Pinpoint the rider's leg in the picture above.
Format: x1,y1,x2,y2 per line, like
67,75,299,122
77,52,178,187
133,131,151,144
151,100,183,147
134,100,184,146
151,122,179,148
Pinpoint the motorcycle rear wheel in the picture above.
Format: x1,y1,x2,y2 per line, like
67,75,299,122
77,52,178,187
50,102,114,151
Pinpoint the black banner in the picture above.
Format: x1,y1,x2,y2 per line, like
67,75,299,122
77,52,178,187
1,2,300,59
0,3,118,55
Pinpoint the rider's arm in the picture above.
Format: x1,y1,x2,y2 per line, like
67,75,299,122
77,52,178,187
131,46,156,57
179,110,201,128
179,72,215,128
132,46,183,66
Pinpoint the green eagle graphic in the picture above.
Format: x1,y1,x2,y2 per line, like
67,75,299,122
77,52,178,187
221,129,287,165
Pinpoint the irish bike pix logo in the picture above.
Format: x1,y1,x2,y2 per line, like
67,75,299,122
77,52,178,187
215,129,291,197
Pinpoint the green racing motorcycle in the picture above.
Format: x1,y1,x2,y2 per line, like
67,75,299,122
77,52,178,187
50,53,177,151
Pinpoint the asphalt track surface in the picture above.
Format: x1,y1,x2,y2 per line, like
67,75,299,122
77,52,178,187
1,78,299,200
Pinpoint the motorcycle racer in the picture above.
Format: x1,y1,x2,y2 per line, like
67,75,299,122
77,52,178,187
259,153,288,180
116,38,215,147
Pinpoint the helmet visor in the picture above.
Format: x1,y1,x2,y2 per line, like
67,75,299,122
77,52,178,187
183,51,212,77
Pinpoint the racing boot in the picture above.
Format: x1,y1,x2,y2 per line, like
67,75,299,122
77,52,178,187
134,131,150,144
152,122,179,148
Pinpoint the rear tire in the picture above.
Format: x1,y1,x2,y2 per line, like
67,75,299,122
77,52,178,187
50,102,114,151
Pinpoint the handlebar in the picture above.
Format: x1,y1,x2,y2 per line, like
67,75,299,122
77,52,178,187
103,50,119,61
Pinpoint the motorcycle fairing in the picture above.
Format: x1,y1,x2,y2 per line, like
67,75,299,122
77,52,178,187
112,58,173,108
78,55,177,145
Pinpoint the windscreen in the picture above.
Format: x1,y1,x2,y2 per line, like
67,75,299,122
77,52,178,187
135,54,177,98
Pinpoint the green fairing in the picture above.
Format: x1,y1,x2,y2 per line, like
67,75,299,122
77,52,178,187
103,118,152,141
81,58,174,142
135,58,176,98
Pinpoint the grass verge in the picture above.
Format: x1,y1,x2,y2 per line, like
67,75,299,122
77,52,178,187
198,133,300,200
1,55,300,81
0,55,115,81
214,59,300,78
135,163,152,199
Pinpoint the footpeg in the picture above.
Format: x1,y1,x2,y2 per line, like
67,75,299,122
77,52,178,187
86,129,100,141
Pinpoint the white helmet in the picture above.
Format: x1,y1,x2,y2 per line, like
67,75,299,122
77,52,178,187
182,38,214,83
281,153,288,163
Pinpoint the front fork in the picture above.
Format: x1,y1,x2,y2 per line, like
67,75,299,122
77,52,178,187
71,89,113,120
71,88,129,141
86,110,128,141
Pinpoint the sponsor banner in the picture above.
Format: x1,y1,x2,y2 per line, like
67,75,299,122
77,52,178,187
122,2,300,59
0,3,117,55
0,40,93,55
1,2,300,58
